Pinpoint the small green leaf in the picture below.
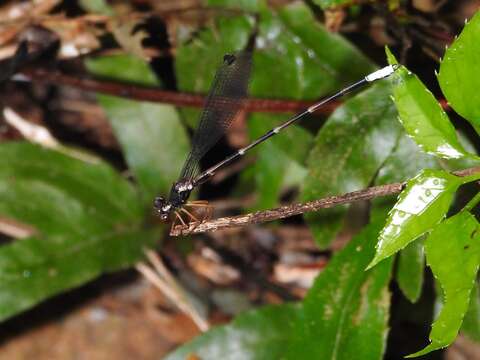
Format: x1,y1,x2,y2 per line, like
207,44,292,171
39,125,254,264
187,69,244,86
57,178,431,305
78,0,114,15
312,0,355,10
206,0,261,11
386,49,471,160
86,55,190,205
368,169,464,269
85,55,158,86
408,211,480,357
0,142,158,320
302,82,401,248
462,281,480,342
438,11,480,130
397,239,425,303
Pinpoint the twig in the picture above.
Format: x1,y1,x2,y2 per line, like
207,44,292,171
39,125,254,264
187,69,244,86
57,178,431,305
136,250,209,331
20,68,330,114
19,68,451,114
170,166,480,236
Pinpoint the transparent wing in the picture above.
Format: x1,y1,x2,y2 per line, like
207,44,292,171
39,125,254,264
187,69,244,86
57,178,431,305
179,51,252,181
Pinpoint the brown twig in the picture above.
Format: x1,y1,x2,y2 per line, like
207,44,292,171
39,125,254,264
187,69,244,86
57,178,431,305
170,166,480,236
19,67,451,113
20,68,330,114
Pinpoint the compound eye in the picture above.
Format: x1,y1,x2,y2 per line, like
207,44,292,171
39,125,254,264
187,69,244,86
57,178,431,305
153,196,165,209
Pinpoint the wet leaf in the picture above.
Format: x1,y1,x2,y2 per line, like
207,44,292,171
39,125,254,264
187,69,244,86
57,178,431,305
0,142,158,320
367,169,464,269
371,134,437,302
86,55,190,206
386,49,472,160
166,219,392,359
438,11,480,131
302,82,401,248
408,211,480,357
462,281,480,342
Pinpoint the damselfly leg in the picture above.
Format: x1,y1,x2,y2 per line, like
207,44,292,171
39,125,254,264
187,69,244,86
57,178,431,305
185,200,214,222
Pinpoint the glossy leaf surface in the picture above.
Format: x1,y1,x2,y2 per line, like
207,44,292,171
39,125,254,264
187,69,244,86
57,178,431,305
0,142,158,320
438,11,480,130
302,82,401,248
371,134,438,302
86,55,190,205
368,169,464,269
166,219,392,359
409,211,480,357
386,49,471,160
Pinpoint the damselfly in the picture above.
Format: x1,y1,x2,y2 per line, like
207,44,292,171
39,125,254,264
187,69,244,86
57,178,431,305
154,51,397,229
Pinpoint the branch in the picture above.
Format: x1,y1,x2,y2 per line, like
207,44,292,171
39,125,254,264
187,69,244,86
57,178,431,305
20,68,333,114
20,68,450,114
170,166,480,236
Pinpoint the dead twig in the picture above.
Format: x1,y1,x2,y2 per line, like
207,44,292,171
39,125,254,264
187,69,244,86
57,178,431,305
136,249,209,331
19,68,451,114
170,166,480,236
19,67,335,114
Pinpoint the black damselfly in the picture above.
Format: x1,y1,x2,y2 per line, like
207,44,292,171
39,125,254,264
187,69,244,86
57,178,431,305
153,51,398,228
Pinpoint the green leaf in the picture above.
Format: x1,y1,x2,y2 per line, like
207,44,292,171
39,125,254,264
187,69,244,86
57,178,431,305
312,0,355,10
397,239,425,303
386,49,471,160
408,211,480,357
371,134,437,302
206,0,261,11
86,55,190,205
257,3,375,98
438,11,480,130
166,218,392,359
247,114,313,209
175,15,253,129
165,303,301,360
0,142,158,320
85,55,158,86
251,141,286,210
302,82,401,248
287,219,393,360
371,133,438,220
462,281,480,342
368,169,464,269
78,0,114,15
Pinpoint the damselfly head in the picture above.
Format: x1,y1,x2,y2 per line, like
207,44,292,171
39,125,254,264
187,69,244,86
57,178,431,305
153,196,171,221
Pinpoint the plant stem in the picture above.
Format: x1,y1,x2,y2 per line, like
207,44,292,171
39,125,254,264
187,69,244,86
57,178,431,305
464,191,480,212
